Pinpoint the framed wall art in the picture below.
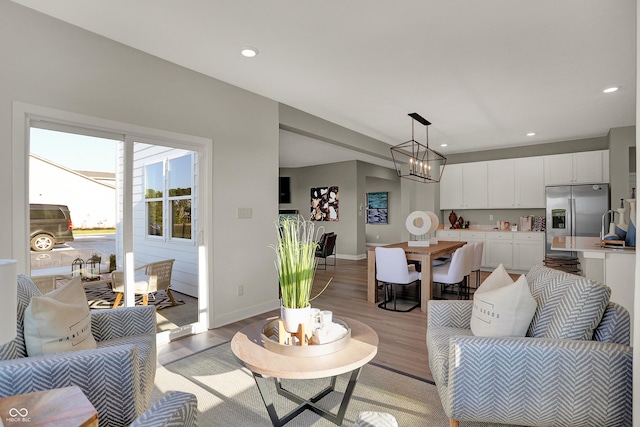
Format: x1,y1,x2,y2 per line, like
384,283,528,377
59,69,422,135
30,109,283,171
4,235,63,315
366,192,388,224
310,186,339,221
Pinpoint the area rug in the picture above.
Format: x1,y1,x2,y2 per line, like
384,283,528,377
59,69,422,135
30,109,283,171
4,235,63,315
151,342,519,427
84,283,184,310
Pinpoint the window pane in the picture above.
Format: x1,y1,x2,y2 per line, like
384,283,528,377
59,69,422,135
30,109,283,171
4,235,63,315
145,162,163,198
168,155,192,197
147,201,163,236
171,199,191,239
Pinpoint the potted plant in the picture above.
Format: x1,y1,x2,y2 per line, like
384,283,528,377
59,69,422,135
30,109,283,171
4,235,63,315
271,216,331,334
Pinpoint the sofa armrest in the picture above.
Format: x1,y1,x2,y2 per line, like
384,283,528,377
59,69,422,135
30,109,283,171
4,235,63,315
0,344,145,426
427,300,473,329
446,336,632,426
130,391,198,427
91,305,156,341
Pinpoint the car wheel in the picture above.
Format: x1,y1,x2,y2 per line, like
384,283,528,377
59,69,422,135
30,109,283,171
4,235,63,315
31,234,55,252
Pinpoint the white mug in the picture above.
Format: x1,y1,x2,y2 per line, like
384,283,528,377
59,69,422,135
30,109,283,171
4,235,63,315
310,308,322,331
321,310,333,326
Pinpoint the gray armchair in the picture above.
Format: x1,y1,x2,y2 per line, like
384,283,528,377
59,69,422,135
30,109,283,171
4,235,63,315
426,265,633,427
0,275,157,427
130,391,198,427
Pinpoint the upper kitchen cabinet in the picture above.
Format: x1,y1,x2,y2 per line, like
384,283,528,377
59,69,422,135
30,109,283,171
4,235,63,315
440,164,463,209
544,150,609,185
488,157,544,208
440,162,488,209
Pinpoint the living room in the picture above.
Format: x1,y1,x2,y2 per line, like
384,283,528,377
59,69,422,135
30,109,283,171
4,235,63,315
0,1,638,426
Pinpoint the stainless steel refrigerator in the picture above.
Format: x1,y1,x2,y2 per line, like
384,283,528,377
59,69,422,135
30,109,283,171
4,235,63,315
545,184,610,257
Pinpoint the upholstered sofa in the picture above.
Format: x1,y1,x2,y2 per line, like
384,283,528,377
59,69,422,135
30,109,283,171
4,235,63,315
427,264,633,427
0,275,157,427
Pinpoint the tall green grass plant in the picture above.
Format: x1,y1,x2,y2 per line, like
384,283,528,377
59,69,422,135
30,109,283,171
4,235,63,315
271,216,325,309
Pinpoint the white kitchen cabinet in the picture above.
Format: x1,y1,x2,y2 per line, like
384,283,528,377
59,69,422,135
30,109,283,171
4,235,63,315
463,162,488,208
436,230,460,241
440,162,487,209
439,164,463,209
515,157,545,207
487,159,515,208
487,157,544,208
485,232,513,269
438,230,544,271
544,150,609,185
512,232,545,271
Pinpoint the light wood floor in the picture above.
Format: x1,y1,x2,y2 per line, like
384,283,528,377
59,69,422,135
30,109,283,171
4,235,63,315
157,259,496,382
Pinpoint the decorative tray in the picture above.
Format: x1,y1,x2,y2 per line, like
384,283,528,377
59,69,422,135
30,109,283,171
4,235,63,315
261,318,351,357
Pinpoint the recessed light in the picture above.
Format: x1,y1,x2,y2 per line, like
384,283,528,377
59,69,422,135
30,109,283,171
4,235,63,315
603,87,619,93
440,143,448,147
526,132,536,137
241,47,259,58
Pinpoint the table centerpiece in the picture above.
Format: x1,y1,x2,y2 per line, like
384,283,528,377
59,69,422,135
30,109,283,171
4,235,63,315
271,215,332,344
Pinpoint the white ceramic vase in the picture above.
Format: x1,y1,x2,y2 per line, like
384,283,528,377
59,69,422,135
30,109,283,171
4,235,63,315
280,305,311,334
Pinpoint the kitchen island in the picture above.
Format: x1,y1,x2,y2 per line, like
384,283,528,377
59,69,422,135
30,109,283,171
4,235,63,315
551,236,635,336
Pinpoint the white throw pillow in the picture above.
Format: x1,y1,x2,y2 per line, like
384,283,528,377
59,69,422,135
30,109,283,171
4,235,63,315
470,264,537,337
24,276,97,356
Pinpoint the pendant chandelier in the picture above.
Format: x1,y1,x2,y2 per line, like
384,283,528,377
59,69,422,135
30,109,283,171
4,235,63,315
390,113,447,183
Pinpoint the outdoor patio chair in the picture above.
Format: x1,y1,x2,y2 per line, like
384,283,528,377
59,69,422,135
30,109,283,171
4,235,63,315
110,259,177,308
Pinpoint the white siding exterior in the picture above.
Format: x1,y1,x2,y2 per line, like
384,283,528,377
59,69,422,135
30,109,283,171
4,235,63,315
30,154,116,229
115,143,198,298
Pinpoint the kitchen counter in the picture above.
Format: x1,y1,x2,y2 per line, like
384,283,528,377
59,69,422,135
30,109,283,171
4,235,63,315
551,236,636,254
441,226,544,234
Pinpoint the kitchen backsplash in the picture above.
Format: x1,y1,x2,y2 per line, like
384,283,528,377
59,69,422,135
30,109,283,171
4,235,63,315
439,208,546,230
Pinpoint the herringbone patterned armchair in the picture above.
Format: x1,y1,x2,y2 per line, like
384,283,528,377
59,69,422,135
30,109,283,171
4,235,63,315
427,265,633,427
0,275,157,427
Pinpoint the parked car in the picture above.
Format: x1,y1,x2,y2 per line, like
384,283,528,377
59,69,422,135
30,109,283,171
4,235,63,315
29,204,74,251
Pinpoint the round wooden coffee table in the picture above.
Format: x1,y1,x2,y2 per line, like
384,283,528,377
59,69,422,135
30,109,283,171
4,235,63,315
231,316,378,426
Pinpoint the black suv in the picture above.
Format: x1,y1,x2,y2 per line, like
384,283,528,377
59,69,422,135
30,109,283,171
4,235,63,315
30,204,75,251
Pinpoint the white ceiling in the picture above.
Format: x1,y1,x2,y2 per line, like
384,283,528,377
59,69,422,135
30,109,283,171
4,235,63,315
12,0,636,168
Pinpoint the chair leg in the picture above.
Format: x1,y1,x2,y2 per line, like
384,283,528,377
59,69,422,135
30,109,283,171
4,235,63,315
142,294,149,305
449,419,460,427
113,293,123,308
392,284,397,311
476,270,481,288
166,288,178,306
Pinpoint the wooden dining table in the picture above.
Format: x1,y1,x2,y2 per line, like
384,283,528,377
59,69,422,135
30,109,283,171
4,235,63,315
367,240,466,312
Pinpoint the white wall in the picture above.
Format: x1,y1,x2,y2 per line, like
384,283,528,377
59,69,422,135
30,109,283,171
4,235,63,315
0,1,279,328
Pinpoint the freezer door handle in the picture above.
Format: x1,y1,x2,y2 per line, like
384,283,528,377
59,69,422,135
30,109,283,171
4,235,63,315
571,198,576,236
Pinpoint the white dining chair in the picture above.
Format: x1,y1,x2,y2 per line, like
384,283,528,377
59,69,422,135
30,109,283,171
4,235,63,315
375,247,421,312
432,244,473,299
470,241,484,289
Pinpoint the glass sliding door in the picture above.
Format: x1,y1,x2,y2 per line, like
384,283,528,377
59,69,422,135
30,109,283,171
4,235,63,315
17,104,210,341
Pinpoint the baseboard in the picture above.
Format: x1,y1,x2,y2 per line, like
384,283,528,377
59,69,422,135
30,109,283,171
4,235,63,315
212,299,280,328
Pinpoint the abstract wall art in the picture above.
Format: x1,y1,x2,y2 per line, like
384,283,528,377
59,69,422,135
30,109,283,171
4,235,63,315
366,192,388,224
310,186,339,221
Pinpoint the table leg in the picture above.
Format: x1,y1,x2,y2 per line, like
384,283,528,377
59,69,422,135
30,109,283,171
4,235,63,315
367,250,376,303
420,254,432,313
253,368,362,426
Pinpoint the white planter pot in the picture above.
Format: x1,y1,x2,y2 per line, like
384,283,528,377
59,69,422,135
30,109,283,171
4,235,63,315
280,305,311,334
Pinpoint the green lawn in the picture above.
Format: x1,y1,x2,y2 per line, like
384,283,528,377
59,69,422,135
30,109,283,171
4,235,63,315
74,229,116,235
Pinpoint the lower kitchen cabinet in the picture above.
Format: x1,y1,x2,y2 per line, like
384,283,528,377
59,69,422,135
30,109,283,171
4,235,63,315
485,232,513,269
512,232,545,271
437,230,544,272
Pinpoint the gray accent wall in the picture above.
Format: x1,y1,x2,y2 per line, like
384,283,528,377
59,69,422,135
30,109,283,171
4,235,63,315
446,136,609,164
608,126,636,211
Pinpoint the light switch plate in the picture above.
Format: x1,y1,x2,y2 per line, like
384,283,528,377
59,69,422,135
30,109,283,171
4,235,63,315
237,207,253,219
